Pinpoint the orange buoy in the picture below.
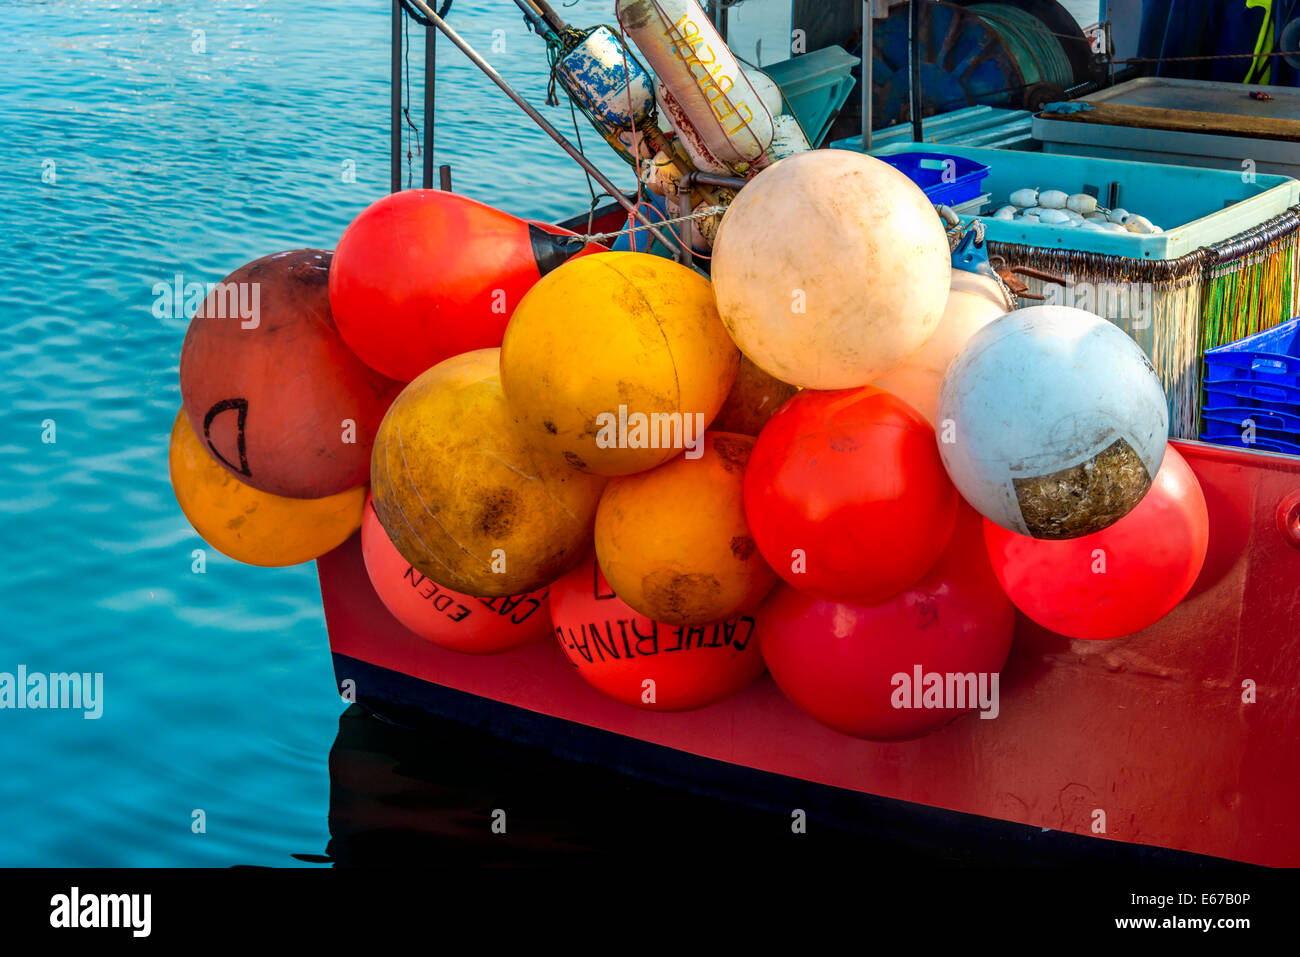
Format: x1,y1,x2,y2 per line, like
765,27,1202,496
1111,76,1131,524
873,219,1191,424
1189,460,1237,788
168,409,364,567
594,432,777,625
360,496,551,654
500,251,739,476
179,249,402,499
550,557,766,711
329,190,603,383
709,355,799,435
370,348,608,597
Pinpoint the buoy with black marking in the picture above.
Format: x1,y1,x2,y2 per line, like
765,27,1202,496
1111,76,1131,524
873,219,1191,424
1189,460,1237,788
168,409,365,566
329,189,604,382
550,556,766,711
178,249,402,499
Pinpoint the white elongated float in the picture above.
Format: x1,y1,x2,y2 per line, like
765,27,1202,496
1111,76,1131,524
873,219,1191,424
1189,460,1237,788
617,0,774,168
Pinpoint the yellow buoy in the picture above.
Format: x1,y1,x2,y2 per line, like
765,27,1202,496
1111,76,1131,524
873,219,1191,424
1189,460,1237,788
370,348,607,597
500,252,739,476
709,354,799,436
594,431,777,625
871,287,1006,424
711,149,951,389
168,409,364,567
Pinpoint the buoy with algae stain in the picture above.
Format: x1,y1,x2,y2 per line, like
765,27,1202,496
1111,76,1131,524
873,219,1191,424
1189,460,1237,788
370,348,607,597
594,431,777,626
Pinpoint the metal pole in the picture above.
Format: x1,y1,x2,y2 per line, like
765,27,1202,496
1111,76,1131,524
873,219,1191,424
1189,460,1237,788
391,0,402,192
423,23,435,189
861,1,873,152
909,0,923,143
403,0,687,261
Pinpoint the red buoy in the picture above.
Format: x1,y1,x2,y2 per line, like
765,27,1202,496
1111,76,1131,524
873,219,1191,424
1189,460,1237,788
983,443,1209,640
549,557,766,711
329,189,603,382
361,496,551,655
743,385,958,603
179,249,402,499
756,502,1015,741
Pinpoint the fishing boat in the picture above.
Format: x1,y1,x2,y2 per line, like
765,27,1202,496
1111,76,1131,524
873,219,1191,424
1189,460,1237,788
312,0,1300,867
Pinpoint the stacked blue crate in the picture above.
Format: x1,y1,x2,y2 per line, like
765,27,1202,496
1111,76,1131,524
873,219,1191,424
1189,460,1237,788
1201,318,1300,455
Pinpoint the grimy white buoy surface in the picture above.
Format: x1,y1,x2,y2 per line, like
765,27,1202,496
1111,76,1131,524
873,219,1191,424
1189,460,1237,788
711,149,951,390
937,305,1169,539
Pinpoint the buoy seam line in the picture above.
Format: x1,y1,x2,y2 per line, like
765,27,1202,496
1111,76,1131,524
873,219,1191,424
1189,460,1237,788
392,416,490,574
482,449,539,484
593,256,682,411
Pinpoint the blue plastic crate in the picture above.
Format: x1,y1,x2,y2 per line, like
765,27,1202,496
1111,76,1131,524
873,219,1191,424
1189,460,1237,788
876,151,991,206
1200,418,1300,455
1202,406,1300,433
1203,318,1300,390
1204,379,1300,406
1200,318,1300,456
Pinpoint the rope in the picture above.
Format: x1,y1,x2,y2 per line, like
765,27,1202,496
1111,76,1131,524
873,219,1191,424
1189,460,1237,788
1117,50,1300,64
566,205,729,245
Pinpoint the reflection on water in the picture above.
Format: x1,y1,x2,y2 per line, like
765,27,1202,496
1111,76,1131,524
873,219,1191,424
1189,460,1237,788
318,706,857,866
311,706,1239,867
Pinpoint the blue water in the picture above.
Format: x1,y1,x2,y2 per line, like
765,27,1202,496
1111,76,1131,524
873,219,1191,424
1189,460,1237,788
0,0,633,867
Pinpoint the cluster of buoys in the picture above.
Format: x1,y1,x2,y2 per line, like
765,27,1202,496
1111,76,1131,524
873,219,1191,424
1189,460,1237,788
172,148,1210,739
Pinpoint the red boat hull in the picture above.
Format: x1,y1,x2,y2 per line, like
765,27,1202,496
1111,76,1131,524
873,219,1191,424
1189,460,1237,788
317,439,1300,866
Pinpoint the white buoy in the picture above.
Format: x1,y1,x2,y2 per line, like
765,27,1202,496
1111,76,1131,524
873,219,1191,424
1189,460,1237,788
1067,193,1098,214
993,205,1016,220
1107,208,1131,225
1039,189,1069,209
1125,215,1160,234
936,305,1169,539
1036,208,1070,225
618,0,774,166
712,149,950,389
1010,188,1039,208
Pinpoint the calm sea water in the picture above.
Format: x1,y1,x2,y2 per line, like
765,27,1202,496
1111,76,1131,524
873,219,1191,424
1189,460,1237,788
0,0,1101,867
0,0,638,868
